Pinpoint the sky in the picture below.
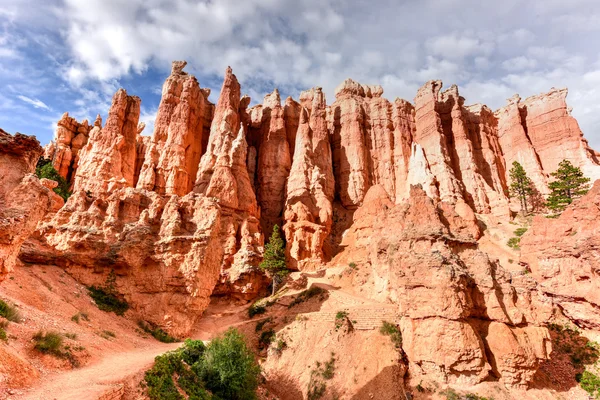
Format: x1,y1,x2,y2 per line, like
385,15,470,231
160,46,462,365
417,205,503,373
1,0,600,148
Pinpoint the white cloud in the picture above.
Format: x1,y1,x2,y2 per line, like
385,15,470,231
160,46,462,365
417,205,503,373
502,56,538,71
17,95,50,110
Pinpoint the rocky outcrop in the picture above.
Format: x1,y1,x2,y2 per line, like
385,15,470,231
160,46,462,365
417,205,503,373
20,188,224,337
194,67,265,298
0,130,53,282
332,185,551,387
136,61,213,195
43,113,92,186
256,89,292,237
283,87,335,269
519,88,600,181
74,89,141,195
520,180,600,329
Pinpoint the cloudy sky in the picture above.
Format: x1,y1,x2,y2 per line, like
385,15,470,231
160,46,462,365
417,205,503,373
1,0,600,147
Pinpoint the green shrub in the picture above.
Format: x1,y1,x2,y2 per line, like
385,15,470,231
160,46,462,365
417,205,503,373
138,321,178,343
71,312,89,324
88,286,129,316
248,302,267,318
507,237,521,249
100,330,116,339
64,333,77,340
577,371,600,398
288,286,326,309
35,158,71,201
33,331,63,355
0,321,7,342
145,329,260,400
514,227,528,237
348,262,357,269
258,329,275,350
380,321,402,349
334,311,349,331
307,353,336,400
0,299,21,322
255,317,273,332
197,328,261,399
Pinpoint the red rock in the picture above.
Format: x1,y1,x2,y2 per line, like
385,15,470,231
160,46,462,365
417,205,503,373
256,89,292,236
0,130,53,282
283,87,335,270
73,89,141,195
136,61,213,195
43,113,91,187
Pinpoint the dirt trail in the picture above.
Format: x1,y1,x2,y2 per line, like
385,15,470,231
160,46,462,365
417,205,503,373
12,342,180,400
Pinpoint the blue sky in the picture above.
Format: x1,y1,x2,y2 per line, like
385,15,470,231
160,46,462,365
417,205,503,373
1,0,600,148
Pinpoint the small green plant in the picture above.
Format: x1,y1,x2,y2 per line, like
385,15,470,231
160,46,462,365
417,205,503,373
380,321,402,349
577,370,600,398
307,353,336,400
514,227,528,237
248,301,267,318
255,317,273,332
100,330,116,339
71,311,90,324
0,321,8,342
288,286,326,309
88,271,129,316
274,338,287,353
64,333,77,340
507,237,521,249
0,299,21,322
348,262,357,269
138,321,178,343
334,311,349,331
35,158,72,201
258,329,276,350
33,331,63,355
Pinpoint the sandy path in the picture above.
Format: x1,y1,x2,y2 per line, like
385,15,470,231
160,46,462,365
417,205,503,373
14,342,180,400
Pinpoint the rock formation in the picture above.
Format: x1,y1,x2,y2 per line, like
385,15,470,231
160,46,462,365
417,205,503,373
0,130,53,282
73,89,141,195
194,67,265,297
136,61,213,195
283,87,335,269
520,180,600,329
21,189,223,337
43,113,92,186
333,184,551,387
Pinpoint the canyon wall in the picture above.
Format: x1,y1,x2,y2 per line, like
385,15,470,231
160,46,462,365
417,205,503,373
12,61,600,342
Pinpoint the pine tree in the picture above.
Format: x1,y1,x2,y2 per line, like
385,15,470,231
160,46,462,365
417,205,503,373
509,161,535,215
35,157,72,201
546,159,590,213
259,225,289,295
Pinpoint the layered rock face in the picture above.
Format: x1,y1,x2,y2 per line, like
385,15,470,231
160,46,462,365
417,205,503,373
194,67,266,297
21,189,223,337
283,87,335,269
136,61,214,195
520,181,600,329
0,130,53,282
43,113,92,186
333,185,552,387
73,89,141,195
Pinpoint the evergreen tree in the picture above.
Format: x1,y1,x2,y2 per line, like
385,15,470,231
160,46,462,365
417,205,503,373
259,225,288,295
509,161,535,215
546,159,590,213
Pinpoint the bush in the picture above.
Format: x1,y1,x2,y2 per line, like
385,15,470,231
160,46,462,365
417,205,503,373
64,333,77,340
307,353,336,400
380,321,402,349
35,158,71,201
33,331,63,355
0,299,21,322
348,262,357,269
100,330,116,339
145,329,259,400
514,227,528,237
248,302,267,318
71,312,89,324
258,329,275,350
578,370,600,398
255,317,273,332
0,321,7,342
197,328,261,400
334,311,349,331
507,237,521,249
88,286,129,316
138,321,178,343
288,286,326,309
